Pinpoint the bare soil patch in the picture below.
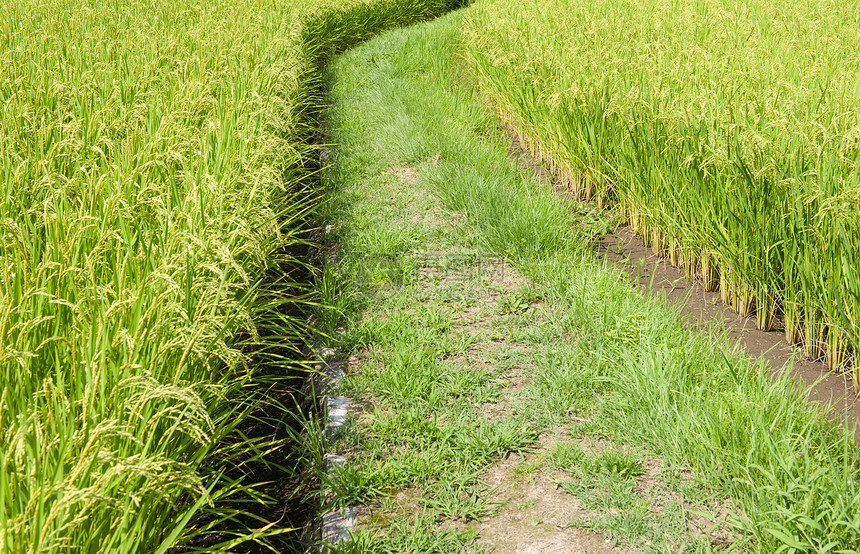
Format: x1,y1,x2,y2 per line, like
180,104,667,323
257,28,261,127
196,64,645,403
469,450,631,554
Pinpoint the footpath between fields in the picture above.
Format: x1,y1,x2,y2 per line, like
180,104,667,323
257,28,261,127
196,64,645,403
306,9,860,553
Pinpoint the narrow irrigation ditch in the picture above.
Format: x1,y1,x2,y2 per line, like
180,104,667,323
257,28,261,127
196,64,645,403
304,7,860,553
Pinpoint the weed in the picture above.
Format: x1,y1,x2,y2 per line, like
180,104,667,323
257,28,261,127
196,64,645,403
548,442,586,472
586,449,645,480
418,474,499,522
325,463,388,507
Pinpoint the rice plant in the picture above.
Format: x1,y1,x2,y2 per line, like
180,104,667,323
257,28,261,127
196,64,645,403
0,0,466,550
463,0,860,384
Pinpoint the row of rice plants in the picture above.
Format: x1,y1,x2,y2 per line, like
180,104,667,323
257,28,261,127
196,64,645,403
462,0,860,385
0,0,465,550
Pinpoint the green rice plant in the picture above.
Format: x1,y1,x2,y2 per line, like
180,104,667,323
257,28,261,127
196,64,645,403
462,0,860,382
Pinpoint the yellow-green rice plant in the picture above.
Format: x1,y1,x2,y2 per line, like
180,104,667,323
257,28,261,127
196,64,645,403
0,0,467,550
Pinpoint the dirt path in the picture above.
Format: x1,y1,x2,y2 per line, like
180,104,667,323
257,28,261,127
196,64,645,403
333,231,736,552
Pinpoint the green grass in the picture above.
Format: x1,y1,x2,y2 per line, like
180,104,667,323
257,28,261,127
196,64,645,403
318,7,860,553
0,0,468,550
463,0,860,381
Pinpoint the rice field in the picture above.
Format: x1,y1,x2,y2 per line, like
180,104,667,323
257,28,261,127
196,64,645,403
463,0,860,384
7,0,860,548
0,0,465,550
